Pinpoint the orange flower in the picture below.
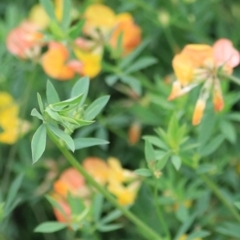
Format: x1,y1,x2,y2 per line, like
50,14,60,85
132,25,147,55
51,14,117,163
128,121,141,145
42,42,83,80
110,13,142,55
181,44,213,67
168,39,240,125
53,168,86,197
213,80,224,112
83,157,109,184
6,21,43,59
192,99,206,126
51,168,90,224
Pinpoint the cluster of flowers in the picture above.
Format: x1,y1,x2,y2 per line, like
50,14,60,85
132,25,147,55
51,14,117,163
0,92,29,144
6,1,141,80
51,157,140,223
168,39,240,125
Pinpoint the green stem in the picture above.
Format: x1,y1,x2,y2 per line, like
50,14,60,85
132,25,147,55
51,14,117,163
153,180,171,240
222,74,240,86
200,174,240,223
48,131,163,240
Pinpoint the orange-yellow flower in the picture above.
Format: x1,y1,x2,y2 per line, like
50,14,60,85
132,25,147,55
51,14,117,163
74,38,102,78
53,168,86,197
128,121,141,145
51,167,90,224
179,234,202,240
83,4,116,38
83,157,109,185
83,4,141,55
42,42,83,80
28,4,50,29
192,99,206,126
110,13,142,55
168,39,240,125
6,21,43,59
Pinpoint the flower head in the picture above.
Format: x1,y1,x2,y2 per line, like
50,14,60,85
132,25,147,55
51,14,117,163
168,38,240,125
110,13,142,55
6,21,43,59
0,92,29,144
41,42,83,80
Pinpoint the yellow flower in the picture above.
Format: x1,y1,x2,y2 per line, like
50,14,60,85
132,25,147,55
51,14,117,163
108,180,140,206
28,4,50,29
83,4,116,37
0,93,21,144
179,234,202,240
74,48,102,78
107,157,140,205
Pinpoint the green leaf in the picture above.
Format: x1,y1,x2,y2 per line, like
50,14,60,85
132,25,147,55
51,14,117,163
74,138,109,150
176,205,189,223
120,39,150,69
186,230,210,240
67,193,85,215
34,221,67,233
142,136,168,150
31,108,43,121
156,151,171,170
92,194,103,222
37,93,44,113
100,209,122,224
84,96,110,121
216,222,240,238
234,202,240,210
144,140,155,163
105,75,118,86
31,124,47,163
4,174,23,215
60,0,71,30
50,94,83,111
97,223,123,232
125,57,157,74
119,75,142,95
199,134,224,157
167,113,179,147
219,120,236,144
71,77,90,104
134,168,152,177
46,80,60,104
48,124,75,152
69,20,85,39
46,195,67,219
171,155,181,170
196,164,217,174
40,0,57,21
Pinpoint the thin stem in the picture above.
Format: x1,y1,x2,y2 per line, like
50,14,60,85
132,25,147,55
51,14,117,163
200,174,240,223
48,130,163,240
153,180,171,240
220,73,240,86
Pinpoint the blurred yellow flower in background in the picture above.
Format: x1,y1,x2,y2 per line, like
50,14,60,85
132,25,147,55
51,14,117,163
0,92,28,144
179,234,202,240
